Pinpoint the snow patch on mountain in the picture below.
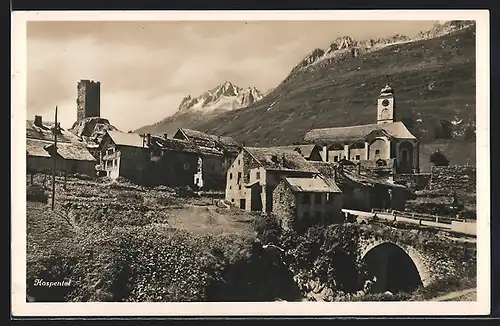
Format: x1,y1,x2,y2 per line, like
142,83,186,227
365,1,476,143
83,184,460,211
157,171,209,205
287,20,476,78
178,81,263,113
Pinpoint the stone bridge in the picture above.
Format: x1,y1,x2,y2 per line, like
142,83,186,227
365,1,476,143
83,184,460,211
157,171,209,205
356,223,476,294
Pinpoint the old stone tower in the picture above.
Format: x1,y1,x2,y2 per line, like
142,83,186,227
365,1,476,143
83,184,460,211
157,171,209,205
76,79,101,122
377,78,396,124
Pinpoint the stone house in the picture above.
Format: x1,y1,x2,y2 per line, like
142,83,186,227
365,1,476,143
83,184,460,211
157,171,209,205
26,115,97,176
302,83,420,174
225,147,341,217
173,128,240,190
273,176,343,231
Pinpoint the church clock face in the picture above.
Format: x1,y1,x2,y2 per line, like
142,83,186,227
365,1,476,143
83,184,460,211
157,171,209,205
382,99,390,107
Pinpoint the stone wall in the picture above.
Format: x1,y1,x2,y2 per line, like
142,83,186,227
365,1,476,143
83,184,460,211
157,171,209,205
394,173,431,192
428,165,476,196
272,181,296,230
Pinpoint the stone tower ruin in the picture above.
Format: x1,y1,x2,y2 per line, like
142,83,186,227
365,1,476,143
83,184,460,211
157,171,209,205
76,79,101,122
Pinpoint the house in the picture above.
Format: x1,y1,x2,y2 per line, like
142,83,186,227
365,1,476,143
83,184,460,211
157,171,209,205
302,83,420,174
225,146,343,216
173,128,240,190
333,161,409,212
147,135,201,188
273,176,343,231
268,145,324,161
26,116,97,176
98,130,149,183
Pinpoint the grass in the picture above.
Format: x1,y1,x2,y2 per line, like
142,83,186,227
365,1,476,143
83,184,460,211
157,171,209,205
137,26,476,171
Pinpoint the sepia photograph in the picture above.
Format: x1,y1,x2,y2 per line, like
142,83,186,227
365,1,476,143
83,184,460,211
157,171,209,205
11,10,490,317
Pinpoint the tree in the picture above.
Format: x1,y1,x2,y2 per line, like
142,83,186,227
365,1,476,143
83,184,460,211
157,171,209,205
429,150,450,166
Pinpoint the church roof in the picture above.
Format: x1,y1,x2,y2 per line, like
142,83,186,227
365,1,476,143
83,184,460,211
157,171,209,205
303,121,416,144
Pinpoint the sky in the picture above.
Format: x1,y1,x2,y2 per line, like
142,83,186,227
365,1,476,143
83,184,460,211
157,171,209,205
27,20,437,131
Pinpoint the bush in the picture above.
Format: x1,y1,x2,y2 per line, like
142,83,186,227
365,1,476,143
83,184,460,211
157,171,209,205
429,150,450,166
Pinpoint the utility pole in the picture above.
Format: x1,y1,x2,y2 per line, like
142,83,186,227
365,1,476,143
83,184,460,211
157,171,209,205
51,106,58,210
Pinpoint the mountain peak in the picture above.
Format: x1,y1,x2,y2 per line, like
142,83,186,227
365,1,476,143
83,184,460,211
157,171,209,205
286,20,475,80
177,81,263,113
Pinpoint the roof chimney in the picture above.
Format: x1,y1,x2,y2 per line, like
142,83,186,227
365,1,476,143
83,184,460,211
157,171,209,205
34,115,42,127
146,133,151,146
164,133,168,139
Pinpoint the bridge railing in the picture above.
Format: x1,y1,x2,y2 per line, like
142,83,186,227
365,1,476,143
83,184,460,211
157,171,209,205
371,209,471,225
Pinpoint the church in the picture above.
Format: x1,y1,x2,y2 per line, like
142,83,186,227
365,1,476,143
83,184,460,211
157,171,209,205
302,81,420,174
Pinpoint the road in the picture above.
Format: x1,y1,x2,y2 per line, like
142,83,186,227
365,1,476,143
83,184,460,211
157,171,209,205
431,288,477,301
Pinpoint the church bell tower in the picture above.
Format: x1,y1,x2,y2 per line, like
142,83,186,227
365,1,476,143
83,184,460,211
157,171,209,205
377,75,395,124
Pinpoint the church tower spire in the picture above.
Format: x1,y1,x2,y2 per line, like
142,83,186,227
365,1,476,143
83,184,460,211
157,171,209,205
377,75,396,124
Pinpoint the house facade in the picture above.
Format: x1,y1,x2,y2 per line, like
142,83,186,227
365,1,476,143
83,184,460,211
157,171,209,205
273,176,343,231
26,115,97,176
225,147,342,218
333,162,409,212
98,131,150,183
302,83,419,174
173,128,240,190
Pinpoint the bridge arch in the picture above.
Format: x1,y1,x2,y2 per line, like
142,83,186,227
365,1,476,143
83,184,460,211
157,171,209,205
359,240,430,293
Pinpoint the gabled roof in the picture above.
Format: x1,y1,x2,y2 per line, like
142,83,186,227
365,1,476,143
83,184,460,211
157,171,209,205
244,147,319,173
268,145,317,158
45,142,97,161
338,168,406,189
303,121,416,144
284,177,342,193
107,130,147,148
26,139,52,158
178,128,239,147
176,128,240,154
309,161,338,180
26,120,78,143
149,135,199,154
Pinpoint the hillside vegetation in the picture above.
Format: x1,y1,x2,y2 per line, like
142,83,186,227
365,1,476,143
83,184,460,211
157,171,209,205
134,26,474,170
196,26,475,144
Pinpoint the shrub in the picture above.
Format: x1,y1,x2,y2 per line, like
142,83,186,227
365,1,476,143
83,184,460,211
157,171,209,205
429,150,450,166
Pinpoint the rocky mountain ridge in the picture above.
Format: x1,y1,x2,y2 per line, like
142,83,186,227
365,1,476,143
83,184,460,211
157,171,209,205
285,20,476,81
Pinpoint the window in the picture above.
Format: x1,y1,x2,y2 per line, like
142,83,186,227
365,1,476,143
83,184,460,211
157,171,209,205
195,178,199,185
315,193,322,204
229,173,233,180
401,149,409,162
256,172,260,180
375,149,380,155
183,163,190,170
238,159,241,165
229,186,232,190
231,198,234,203
237,172,242,183
355,154,360,160
302,193,310,204
334,156,339,162
238,185,242,190
303,211,310,219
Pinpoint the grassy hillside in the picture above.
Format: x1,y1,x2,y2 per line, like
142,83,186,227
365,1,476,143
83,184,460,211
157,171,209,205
195,26,475,144
135,26,476,167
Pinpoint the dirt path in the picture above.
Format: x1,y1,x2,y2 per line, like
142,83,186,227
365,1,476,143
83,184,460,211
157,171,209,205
431,288,477,301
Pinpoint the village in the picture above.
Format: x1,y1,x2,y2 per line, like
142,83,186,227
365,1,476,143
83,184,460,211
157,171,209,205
26,78,477,235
